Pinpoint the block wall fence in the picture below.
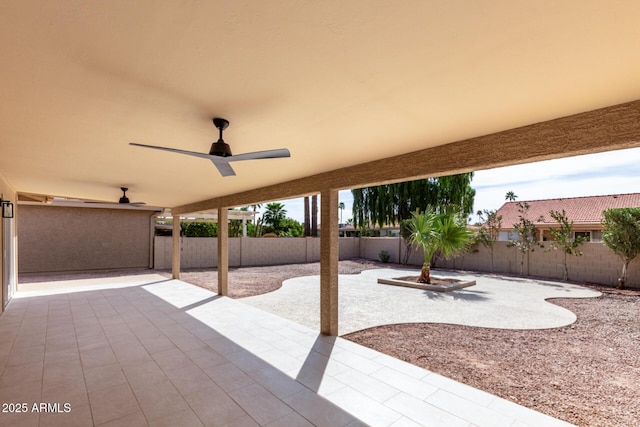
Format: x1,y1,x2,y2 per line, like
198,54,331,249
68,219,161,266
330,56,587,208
154,236,639,288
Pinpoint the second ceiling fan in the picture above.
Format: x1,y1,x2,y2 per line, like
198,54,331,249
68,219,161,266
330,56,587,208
130,118,290,177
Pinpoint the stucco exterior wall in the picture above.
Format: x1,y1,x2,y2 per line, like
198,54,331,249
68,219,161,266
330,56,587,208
18,205,155,273
0,175,17,312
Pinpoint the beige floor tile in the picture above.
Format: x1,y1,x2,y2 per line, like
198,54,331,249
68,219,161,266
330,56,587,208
246,365,306,399
88,383,141,426
0,361,43,389
184,346,227,370
370,367,438,400
325,386,403,427
228,383,294,425
43,359,84,389
147,408,204,427
163,363,216,396
80,346,118,369
183,384,251,426
151,347,194,372
202,361,255,393
0,380,42,404
95,410,149,427
44,345,81,364
133,379,191,421
84,362,128,393
41,379,90,411
264,411,315,427
384,392,469,427
121,360,169,392
38,403,92,427
282,389,357,427
0,409,40,427
334,369,401,403
139,334,176,354
112,343,152,364
5,344,45,367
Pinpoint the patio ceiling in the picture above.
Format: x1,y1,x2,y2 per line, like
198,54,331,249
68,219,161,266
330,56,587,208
2,1,640,209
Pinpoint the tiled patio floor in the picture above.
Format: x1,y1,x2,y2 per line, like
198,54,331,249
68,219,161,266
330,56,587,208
0,275,574,426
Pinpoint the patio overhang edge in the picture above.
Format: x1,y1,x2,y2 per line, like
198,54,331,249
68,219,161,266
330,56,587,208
172,99,640,215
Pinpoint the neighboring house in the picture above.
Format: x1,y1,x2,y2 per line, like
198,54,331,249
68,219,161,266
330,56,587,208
494,193,640,242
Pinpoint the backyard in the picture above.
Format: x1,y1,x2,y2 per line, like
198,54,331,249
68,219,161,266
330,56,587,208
172,260,639,427
19,260,639,426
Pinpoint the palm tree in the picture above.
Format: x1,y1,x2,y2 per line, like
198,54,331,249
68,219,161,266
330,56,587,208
303,196,310,236
311,194,318,236
263,202,287,232
251,203,262,224
407,208,472,283
338,202,345,224
505,191,518,201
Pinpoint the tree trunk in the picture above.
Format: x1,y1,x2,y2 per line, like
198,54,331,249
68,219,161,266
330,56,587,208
618,261,629,289
418,263,431,284
489,247,494,273
303,196,310,236
563,252,569,281
311,195,318,237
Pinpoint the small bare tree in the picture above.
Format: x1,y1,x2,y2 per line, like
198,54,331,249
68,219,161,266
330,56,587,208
508,202,542,276
602,207,640,289
546,209,586,281
476,209,502,272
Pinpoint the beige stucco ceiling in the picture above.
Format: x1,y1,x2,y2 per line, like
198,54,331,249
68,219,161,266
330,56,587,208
2,1,640,208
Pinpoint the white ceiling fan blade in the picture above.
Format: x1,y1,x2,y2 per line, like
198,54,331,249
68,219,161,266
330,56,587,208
228,148,291,162
130,142,288,177
129,142,212,160
210,158,236,177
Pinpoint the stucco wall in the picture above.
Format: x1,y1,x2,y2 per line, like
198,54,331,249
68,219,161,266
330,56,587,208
0,175,17,311
18,205,155,273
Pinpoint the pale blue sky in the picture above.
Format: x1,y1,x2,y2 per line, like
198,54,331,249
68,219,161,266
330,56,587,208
260,146,640,224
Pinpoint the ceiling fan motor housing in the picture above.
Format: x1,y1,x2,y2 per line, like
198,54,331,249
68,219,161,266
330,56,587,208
209,140,232,157
210,118,232,156
119,187,130,203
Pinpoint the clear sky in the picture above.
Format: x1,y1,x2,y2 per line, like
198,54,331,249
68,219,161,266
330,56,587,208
260,146,640,225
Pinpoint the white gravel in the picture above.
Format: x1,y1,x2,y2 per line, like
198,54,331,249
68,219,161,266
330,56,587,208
240,268,601,335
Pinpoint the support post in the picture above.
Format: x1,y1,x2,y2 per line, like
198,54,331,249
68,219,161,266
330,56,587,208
172,215,181,279
320,189,339,335
217,207,229,296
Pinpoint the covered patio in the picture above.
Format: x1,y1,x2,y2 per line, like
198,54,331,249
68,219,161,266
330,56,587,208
1,274,572,426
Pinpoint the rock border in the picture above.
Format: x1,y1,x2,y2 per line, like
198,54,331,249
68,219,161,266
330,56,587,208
378,276,476,292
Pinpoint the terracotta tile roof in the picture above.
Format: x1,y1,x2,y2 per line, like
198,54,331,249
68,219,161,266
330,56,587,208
495,193,640,228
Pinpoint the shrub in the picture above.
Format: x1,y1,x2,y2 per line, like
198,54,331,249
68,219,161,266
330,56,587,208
378,250,391,263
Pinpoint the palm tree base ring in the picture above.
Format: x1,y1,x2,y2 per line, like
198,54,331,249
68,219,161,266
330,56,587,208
378,277,476,292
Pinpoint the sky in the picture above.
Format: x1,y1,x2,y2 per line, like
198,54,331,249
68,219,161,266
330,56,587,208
260,146,640,225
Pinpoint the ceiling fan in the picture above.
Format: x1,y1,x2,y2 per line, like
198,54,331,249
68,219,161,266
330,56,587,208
83,187,146,206
130,118,291,177
118,187,145,205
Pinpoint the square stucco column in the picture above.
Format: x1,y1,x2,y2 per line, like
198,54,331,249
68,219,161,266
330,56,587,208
320,189,339,336
172,215,181,279
217,207,229,296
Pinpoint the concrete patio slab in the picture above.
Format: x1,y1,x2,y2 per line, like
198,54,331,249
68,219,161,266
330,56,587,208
241,268,601,335
0,274,575,426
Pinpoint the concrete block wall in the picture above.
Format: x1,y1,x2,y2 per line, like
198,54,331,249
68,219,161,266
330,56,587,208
153,236,639,288
438,241,639,287
154,236,360,269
